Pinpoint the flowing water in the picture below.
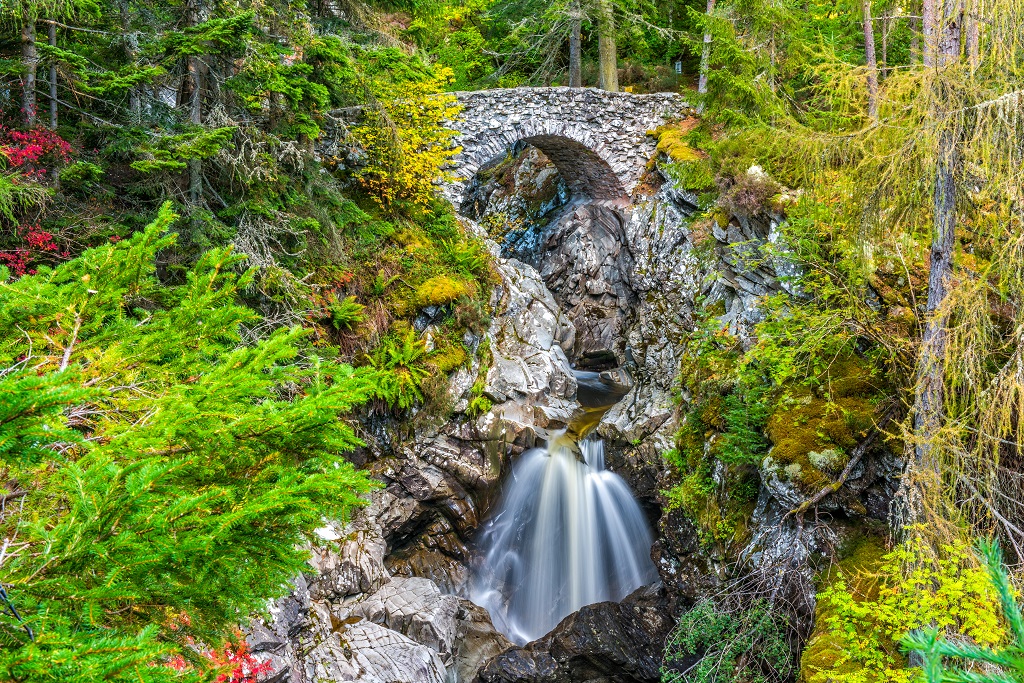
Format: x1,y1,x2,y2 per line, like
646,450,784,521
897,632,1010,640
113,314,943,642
470,375,659,645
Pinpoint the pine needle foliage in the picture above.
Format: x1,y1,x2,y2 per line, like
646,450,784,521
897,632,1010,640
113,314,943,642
0,204,376,683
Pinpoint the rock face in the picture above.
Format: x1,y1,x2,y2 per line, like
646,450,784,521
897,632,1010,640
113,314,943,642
250,495,513,683
250,230,581,683
445,87,688,210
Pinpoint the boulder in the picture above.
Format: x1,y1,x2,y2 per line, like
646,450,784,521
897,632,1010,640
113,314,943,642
348,577,461,656
451,600,515,683
475,584,672,683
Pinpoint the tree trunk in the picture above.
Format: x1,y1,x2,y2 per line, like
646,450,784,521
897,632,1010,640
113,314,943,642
187,55,202,205
923,0,937,65
568,0,582,88
863,0,879,119
21,13,37,126
597,0,618,92
48,21,57,130
909,128,958,512
183,0,204,207
881,11,889,79
120,4,141,124
911,13,921,63
697,0,716,104
964,0,979,69
936,0,963,66
902,0,963,526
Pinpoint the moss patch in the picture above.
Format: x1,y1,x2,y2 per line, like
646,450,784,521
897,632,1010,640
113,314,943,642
765,355,882,493
652,119,705,162
800,533,888,683
416,275,473,307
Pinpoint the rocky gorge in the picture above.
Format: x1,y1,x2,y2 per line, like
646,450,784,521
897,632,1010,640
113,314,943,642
248,108,904,683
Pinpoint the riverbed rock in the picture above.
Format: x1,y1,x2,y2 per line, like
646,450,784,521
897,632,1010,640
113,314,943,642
347,576,461,655
475,584,672,683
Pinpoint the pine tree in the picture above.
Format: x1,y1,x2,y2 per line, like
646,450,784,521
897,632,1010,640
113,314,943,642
0,204,376,683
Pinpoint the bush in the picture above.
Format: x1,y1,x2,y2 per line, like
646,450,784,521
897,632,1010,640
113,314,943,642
57,161,104,196
804,533,1006,683
369,329,432,410
662,598,793,683
904,539,1024,683
0,205,375,682
329,295,366,330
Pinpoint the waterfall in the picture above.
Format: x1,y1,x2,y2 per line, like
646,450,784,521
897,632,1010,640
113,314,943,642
470,432,659,645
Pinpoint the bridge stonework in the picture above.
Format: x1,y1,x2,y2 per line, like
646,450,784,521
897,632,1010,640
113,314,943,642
445,87,687,211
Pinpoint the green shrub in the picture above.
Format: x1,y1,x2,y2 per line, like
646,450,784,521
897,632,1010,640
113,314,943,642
57,161,104,196
662,598,793,683
904,539,1024,683
369,329,432,410
805,533,1006,683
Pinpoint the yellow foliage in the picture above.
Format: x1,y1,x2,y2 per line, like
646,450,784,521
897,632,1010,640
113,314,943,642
802,532,1007,683
430,343,468,373
353,68,463,208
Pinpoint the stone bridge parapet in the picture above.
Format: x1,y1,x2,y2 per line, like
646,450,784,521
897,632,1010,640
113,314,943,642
445,87,688,211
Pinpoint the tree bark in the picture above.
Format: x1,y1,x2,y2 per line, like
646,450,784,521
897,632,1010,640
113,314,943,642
597,0,618,92
902,0,963,526
911,13,921,63
863,0,879,118
120,4,141,124
187,54,202,205
909,128,958,509
183,0,204,207
21,13,37,126
697,0,716,104
568,5,582,88
923,0,937,65
936,0,963,66
881,10,889,79
964,0,979,69
48,21,57,130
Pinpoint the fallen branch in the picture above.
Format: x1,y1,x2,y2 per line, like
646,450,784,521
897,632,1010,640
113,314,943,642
786,404,898,521
0,491,28,506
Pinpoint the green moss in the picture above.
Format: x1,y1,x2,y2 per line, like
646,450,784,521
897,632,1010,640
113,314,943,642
800,534,888,683
817,354,879,399
430,343,468,373
653,124,704,162
415,275,473,307
764,394,875,492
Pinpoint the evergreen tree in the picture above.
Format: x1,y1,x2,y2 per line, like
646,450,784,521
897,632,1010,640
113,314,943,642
0,204,376,682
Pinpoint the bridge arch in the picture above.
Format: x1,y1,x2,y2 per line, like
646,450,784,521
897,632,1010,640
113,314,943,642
444,87,687,211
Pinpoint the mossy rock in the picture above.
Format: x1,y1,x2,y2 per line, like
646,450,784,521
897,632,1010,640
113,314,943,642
815,355,880,399
653,123,706,163
800,533,888,683
431,343,468,373
416,275,473,307
765,394,876,492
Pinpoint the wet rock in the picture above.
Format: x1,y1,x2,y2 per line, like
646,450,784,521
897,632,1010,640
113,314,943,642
452,600,515,683
475,584,672,683
307,509,388,600
332,619,447,683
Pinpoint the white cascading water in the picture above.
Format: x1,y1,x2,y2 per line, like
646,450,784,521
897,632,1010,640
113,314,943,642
470,433,659,645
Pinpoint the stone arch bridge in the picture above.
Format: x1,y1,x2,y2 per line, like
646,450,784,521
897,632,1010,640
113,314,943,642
444,87,688,211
